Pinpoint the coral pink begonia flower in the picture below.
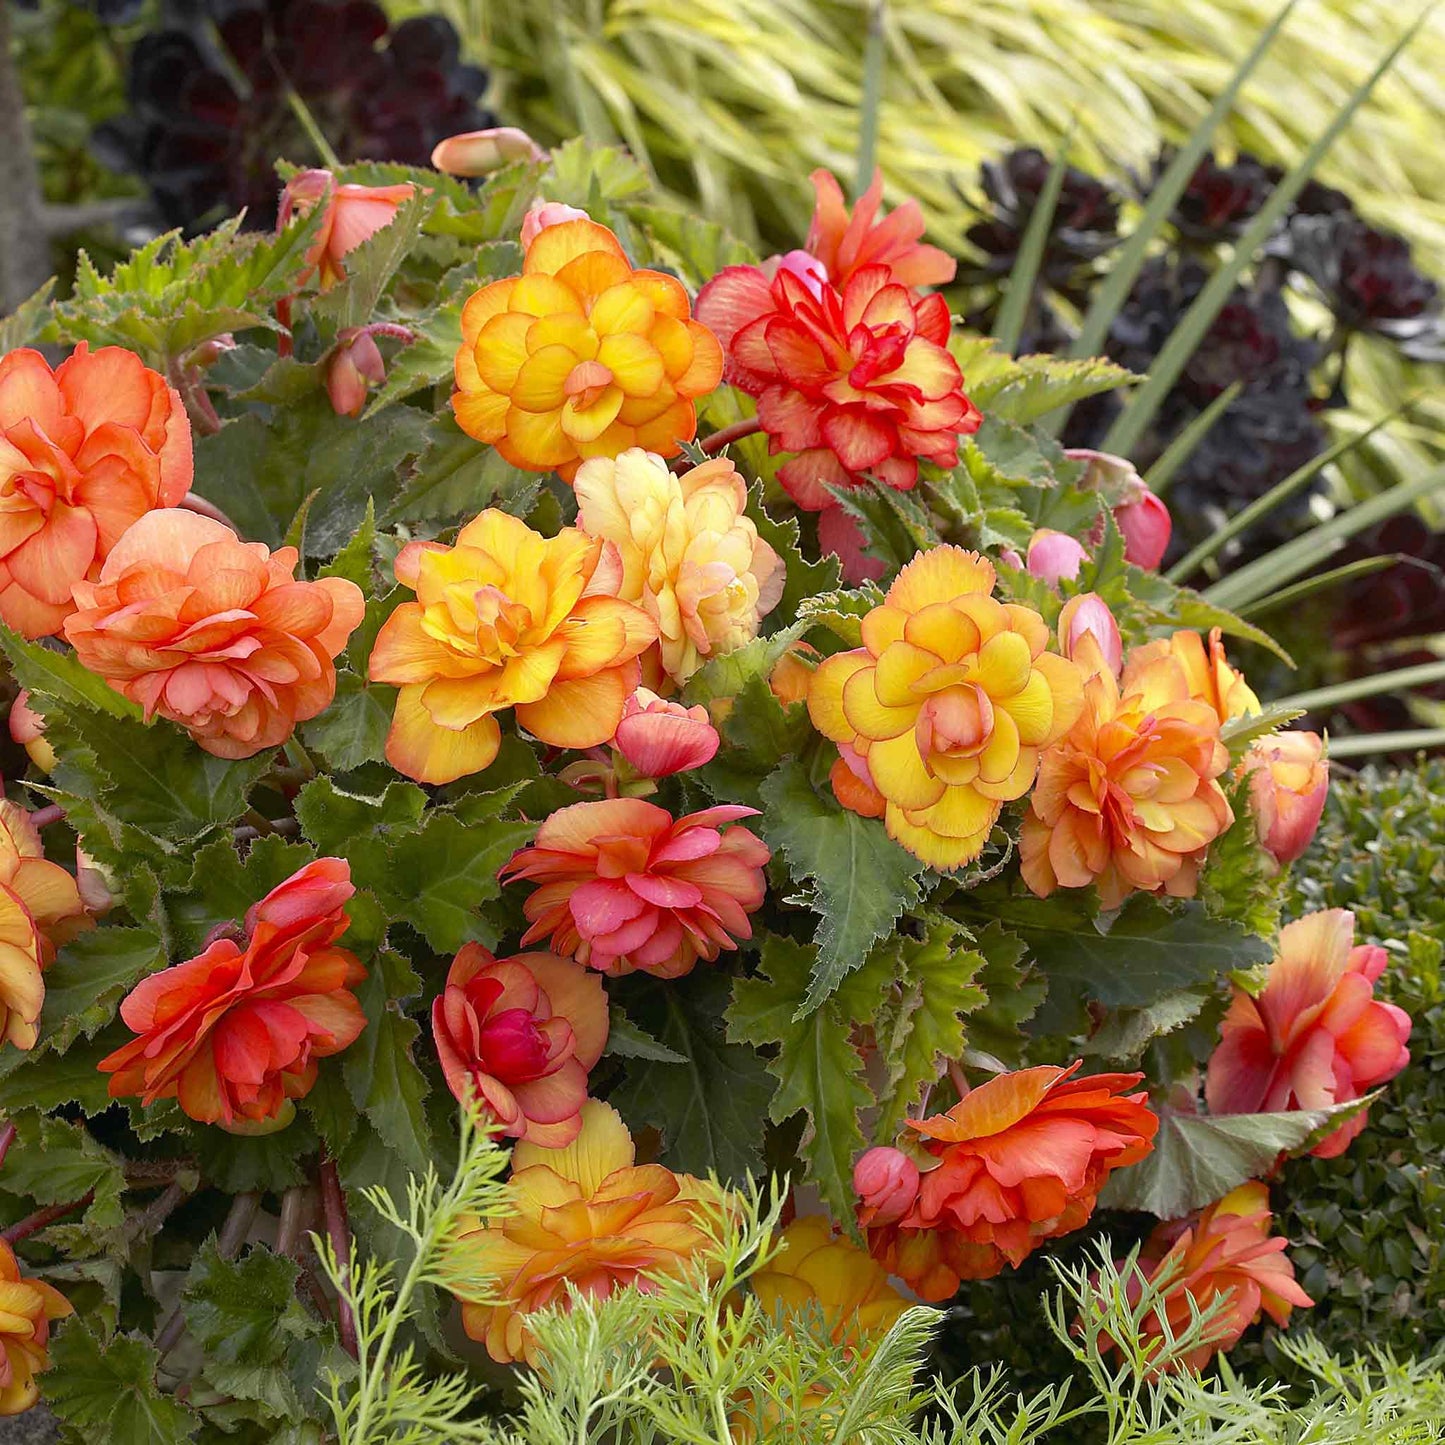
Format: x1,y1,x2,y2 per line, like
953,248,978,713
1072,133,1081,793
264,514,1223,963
279,170,414,290
1205,909,1411,1157
501,797,769,979
806,169,956,290
613,689,720,777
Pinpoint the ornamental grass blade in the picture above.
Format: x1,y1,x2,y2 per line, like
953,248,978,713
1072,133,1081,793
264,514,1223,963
855,0,886,198
1269,656,1445,715
993,128,1076,357
1143,381,1241,496
1237,553,1409,617
1066,0,1299,365
1203,460,1445,612
1327,728,1445,758
1099,14,1427,460
1167,409,1404,583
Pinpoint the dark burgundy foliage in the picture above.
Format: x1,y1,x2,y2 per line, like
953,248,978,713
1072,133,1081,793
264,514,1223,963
1163,148,1278,244
94,0,496,232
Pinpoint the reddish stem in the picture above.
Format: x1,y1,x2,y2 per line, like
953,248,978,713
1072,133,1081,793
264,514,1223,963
4,1190,93,1243
0,1124,14,1170
179,492,241,534
947,1060,970,1102
699,415,763,455
27,805,64,830
319,1156,358,1357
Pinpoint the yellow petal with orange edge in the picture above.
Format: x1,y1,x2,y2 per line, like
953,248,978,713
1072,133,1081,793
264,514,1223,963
972,630,1034,699
597,333,665,397
674,322,724,394
842,665,917,740
452,386,510,443
526,312,597,358
887,545,995,612
556,250,634,306
632,398,697,456
974,706,1021,784
860,604,907,656
472,311,535,393
514,668,631,749
455,508,539,564
903,601,979,664
808,651,868,743
368,604,471,685
385,683,501,784
525,219,627,277
629,269,691,319
590,282,655,336
513,345,581,412
1002,603,1050,654
914,783,998,847
7,858,82,925
418,674,508,728
460,279,517,345
561,387,624,444
497,405,575,470
867,730,946,810
998,670,1056,746
1031,651,1085,740
884,803,983,872
927,750,980,786
515,1096,634,1188
555,596,656,678
509,274,584,319
872,641,936,707
647,314,696,376
973,742,1039,802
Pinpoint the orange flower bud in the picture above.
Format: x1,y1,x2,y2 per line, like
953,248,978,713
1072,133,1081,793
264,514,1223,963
1245,730,1328,869
431,126,547,177
325,329,386,418
829,749,886,819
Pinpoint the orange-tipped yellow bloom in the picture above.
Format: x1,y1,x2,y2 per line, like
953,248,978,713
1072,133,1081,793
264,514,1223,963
750,1216,908,1348
0,1240,70,1416
367,509,657,784
453,1100,719,1364
1020,649,1234,909
0,802,91,1052
1123,626,1259,724
452,219,723,479
806,546,1083,870
573,448,784,684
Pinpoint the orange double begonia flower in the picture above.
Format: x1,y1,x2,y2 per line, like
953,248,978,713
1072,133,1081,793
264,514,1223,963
1123,626,1259,725
863,1064,1157,1299
0,344,192,638
64,509,364,759
1205,909,1411,1158
805,169,957,290
807,546,1083,870
0,1240,70,1417
453,1100,720,1364
501,797,769,979
1020,646,1234,909
0,802,90,1052
367,508,657,784
99,859,366,1130
1120,1182,1312,1374
431,943,608,1147
452,219,723,478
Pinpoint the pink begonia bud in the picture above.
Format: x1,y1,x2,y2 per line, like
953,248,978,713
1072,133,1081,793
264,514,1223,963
1057,593,1123,678
1026,528,1088,586
188,334,237,369
8,690,55,773
853,1146,920,1227
326,330,387,418
1067,447,1172,570
760,248,829,301
1246,730,1329,869
75,847,114,916
520,200,591,248
613,689,720,778
431,127,547,177
998,546,1024,570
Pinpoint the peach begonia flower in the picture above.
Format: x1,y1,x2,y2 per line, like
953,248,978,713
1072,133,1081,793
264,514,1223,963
805,169,956,290
573,448,784,684
1020,646,1234,909
0,802,90,1051
1123,627,1259,725
0,344,192,638
501,797,769,979
7,692,54,774
454,1100,720,1365
750,1215,909,1349
1245,730,1328,870
452,219,723,478
0,1240,70,1417
1204,909,1410,1158
366,508,656,784
694,261,978,514
431,943,607,1147
1120,1182,1312,1374
613,689,720,778
278,170,414,290
768,641,818,708
863,1064,1156,1299
99,859,366,1131
63,509,364,760
807,546,1084,871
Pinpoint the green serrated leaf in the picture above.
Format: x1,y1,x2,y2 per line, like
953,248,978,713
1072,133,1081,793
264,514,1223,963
726,935,870,1222
302,672,395,771
746,484,840,632
385,413,543,526
796,583,886,649
318,497,377,591
682,624,806,710
0,1115,126,1232
610,971,774,1183
758,761,925,1016
966,922,1044,1065
310,191,430,331
46,1321,200,1445
39,926,163,1053
0,626,140,719
604,1006,687,1064
294,775,427,854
